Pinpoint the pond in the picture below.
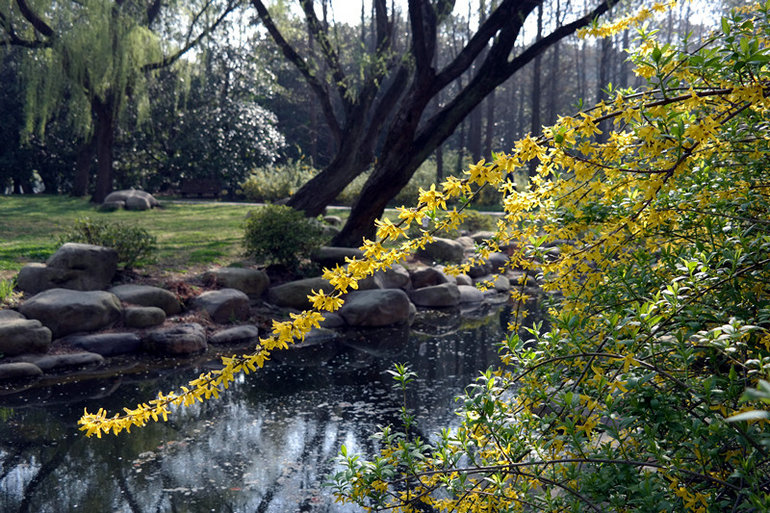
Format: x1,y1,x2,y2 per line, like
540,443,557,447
0,303,541,513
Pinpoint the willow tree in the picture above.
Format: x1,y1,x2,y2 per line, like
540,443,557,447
252,0,629,246
0,0,239,201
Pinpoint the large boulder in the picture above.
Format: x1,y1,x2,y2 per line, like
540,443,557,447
193,288,250,323
109,284,182,315
209,325,259,345
339,289,412,327
408,283,461,307
417,237,465,264
488,252,509,272
103,189,159,211
0,362,43,381
14,352,104,372
0,319,51,355
410,267,451,289
458,285,484,303
0,310,25,322
143,323,207,355
473,274,511,292
17,243,118,294
63,332,142,356
267,277,331,310
124,306,166,328
374,264,411,290
204,267,270,297
18,289,123,338
467,260,493,279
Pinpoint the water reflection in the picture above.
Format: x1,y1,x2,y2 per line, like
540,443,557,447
0,304,538,512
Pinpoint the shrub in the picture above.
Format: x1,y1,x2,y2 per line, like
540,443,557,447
409,208,497,239
58,217,157,269
239,159,318,202
243,204,324,269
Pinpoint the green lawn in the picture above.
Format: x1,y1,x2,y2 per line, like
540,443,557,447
0,196,254,275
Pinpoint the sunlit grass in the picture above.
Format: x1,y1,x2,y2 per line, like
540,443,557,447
0,195,251,273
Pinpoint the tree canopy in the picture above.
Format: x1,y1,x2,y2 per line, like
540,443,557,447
1,0,239,201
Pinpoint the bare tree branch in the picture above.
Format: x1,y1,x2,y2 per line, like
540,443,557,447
251,0,342,143
14,0,54,38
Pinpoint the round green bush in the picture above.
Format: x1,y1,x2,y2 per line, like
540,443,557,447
243,204,324,269
58,217,157,269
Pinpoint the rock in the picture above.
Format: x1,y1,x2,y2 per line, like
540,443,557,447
204,267,270,297
47,243,118,284
455,274,473,286
16,352,104,372
458,285,484,303
109,284,182,315
417,237,465,263
323,215,342,226
0,310,25,322
209,325,259,345
312,247,365,268
0,362,43,381
267,277,331,310
410,267,451,289
103,189,158,210
320,312,345,328
455,236,475,249
339,289,412,327
17,243,119,294
408,283,461,307
488,252,509,271
470,231,496,244
374,264,411,290
468,260,493,279
272,328,339,366
124,306,166,328
18,289,122,338
193,288,250,323
63,332,142,356
474,274,510,292
143,323,207,355
0,319,52,356
98,200,124,212
357,275,381,290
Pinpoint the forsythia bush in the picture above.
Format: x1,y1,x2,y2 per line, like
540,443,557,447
80,2,770,511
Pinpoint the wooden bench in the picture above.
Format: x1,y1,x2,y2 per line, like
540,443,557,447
180,179,221,198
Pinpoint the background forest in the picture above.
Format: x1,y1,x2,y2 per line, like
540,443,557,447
1,0,735,212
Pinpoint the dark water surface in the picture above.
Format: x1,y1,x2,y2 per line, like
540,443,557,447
0,305,531,513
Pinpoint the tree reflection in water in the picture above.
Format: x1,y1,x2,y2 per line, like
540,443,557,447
0,304,542,512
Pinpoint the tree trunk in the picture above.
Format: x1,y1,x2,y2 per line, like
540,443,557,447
468,103,482,163
483,89,495,159
72,135,95,197
91,98,116,203
546,0,561,125
596,35,613,143
528,3,543,176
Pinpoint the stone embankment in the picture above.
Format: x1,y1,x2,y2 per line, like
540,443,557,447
0,235,543,386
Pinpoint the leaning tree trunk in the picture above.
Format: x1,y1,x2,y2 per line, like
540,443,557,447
91,97,116,204
287,129,376,216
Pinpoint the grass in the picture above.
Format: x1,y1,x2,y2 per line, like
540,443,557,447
0,195,253,276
